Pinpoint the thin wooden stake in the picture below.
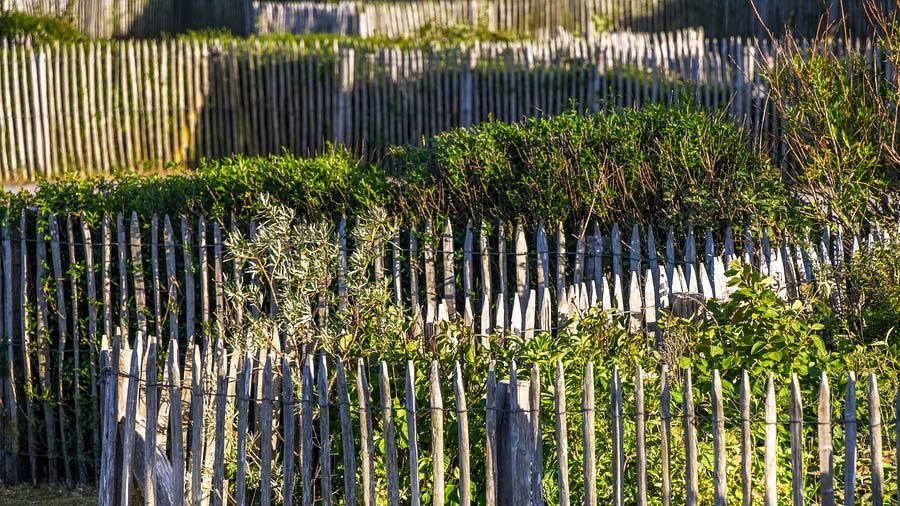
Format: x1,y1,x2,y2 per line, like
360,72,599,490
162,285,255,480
870,373,884,506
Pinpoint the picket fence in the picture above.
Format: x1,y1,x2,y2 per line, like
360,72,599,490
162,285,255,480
0,32,859,181
1,0,885,39
0,209,887,488
92,334,899,506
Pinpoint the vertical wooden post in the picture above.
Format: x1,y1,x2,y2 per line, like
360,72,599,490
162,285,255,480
318,355,333,506
635,366,647,506
765,373,777,506
611,365,623,506
582,362,596,506
711,370,726,506
167,339,184,506
357,360,375,506
380,361,400,506
790,374,804,506
740,370,752,506
818,373,834,506
844,372,857,506
869,373,884,506
430,362,445,506
335,359,357,506
683,369,698,506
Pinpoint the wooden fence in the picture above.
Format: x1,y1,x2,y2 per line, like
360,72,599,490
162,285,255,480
0,209,886,487
91,337,900,505
2,0,888,39
0,32,821,181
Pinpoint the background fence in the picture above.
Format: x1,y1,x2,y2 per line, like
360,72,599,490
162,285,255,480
0,32,864,181
1,0,891,39
0,209,886,488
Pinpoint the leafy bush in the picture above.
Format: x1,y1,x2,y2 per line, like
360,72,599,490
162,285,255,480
843,236,900,343
5,104,790,231
765,5,900,228
0,11,84,43
392,103,793,229
6,147,389,224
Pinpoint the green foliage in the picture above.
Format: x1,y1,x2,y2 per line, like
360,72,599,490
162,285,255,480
662,264,838,389
8,146,388,224
766,28,900,228
0,11,84,43
7,105,790,231
843,235,900,343
392,103,793,229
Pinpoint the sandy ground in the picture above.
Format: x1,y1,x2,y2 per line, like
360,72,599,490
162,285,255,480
0,486,96,505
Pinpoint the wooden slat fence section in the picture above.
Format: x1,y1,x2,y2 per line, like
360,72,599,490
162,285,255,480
84,337,900,505
0,33,830,180
0,209,898,492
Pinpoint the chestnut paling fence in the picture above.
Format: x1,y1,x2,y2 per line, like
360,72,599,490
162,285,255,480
1,0,885,39
94,336,897,506
0,209,890,496
5,33,894,181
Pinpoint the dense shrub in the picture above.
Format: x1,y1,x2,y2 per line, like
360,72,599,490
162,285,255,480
0,11,84,43
5,104,788,230
765,4,900,228
391,103,793,229
5,147,389,224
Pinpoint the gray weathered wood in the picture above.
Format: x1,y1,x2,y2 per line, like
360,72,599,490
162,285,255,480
406,361,421,506
129,212,148,337
318,355,333,506
611,365,624,506
553,361,570,506
142,336,158,506
21,211,36,483
740,370,751,506
151,216,161,339
486,361,498,506
442,219,456,317
453,361,471,506
380,361,400,506
189,345,203,506
120,334,143,506
48,215,72,484
235,353,251,506
844,372,857,506
683,368,698,506
357,359,375,506
259,355,274,506
35,219,58,484
635,366,647,506
282,355,296,506
335,359,357,506
764,373,777,506
163,216,178,342
301,354,314,506
531,363,543,506
98,338,117,505
869,373,883,506
712,370,725,506
790,374,803,506
818,373,834,506
167,340,184,506
181,217,195,341
430,361,445,506
583,362,596,506
660,365,671,506
1,221,16,484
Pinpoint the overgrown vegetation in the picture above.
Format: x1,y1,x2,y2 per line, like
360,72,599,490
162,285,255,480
765,1,900,228
5,104,789,232
392,103,791,229
0,11,84,43
218,198,899,506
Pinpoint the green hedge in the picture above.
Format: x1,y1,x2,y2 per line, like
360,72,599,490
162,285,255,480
5,104,793,229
